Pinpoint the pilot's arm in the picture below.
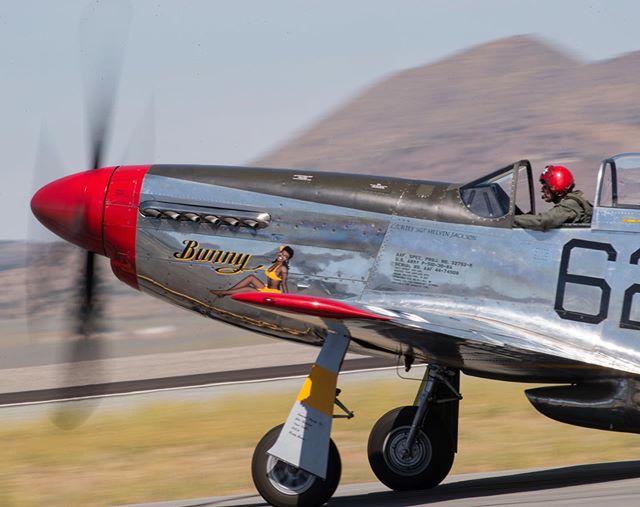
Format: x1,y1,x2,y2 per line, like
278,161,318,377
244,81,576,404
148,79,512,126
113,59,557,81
513,205,577,231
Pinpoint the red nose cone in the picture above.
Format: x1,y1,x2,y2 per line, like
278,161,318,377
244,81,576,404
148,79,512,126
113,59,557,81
31,167,116,254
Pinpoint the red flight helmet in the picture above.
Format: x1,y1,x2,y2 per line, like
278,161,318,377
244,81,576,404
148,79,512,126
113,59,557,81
540,165,574,195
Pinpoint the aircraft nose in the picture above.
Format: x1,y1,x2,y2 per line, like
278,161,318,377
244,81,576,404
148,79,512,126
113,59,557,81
31,167,117,255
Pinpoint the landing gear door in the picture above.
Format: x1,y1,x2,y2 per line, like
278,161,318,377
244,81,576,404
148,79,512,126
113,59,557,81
593,154,640,233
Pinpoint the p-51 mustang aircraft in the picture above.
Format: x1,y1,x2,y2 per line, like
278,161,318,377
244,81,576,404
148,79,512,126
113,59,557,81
31,153,640,506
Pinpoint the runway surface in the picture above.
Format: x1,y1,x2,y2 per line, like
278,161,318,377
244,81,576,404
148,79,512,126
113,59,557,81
123,460,640,506
0,355,395,405
0,339,396,406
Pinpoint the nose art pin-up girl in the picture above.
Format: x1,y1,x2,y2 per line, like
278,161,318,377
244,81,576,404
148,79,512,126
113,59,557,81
209,246,294,297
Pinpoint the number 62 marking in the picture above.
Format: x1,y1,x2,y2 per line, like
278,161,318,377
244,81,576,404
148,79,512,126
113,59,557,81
555,239,640,329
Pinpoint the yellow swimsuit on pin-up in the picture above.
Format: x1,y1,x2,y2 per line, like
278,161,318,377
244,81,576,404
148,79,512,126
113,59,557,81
258,266,282,293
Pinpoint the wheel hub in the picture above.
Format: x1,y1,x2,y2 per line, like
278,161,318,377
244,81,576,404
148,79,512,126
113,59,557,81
266,455,316,495
383,426,432,476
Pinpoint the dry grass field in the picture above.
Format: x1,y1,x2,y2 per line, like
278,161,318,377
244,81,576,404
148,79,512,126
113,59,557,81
3,370,640,506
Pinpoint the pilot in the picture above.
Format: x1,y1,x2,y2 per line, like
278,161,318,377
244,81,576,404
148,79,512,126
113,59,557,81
514,165,592,231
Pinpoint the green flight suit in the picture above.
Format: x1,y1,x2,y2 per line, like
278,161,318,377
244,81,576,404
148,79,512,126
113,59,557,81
514,190,593,231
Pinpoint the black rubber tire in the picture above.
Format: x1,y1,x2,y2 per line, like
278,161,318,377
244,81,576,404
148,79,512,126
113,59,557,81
251,424,341,507
367,406,454,491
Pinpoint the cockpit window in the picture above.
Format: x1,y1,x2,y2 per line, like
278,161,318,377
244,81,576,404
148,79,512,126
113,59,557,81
461,183,510,218
597,155,640,209
461,169,513,218
460,161,534,220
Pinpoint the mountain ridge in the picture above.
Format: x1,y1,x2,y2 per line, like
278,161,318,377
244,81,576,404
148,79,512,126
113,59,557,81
254,35,640,189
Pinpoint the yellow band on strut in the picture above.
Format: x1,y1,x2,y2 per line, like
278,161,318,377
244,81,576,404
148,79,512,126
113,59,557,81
296,364,338,416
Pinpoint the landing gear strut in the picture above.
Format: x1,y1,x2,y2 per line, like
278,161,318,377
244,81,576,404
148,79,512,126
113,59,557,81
368,365,461,491
251,322,351,507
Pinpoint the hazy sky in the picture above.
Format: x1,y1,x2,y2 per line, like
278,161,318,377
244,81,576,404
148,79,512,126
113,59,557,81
2,0,639,240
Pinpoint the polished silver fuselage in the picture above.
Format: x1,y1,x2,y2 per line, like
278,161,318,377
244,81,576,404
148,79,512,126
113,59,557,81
134,160,640,384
